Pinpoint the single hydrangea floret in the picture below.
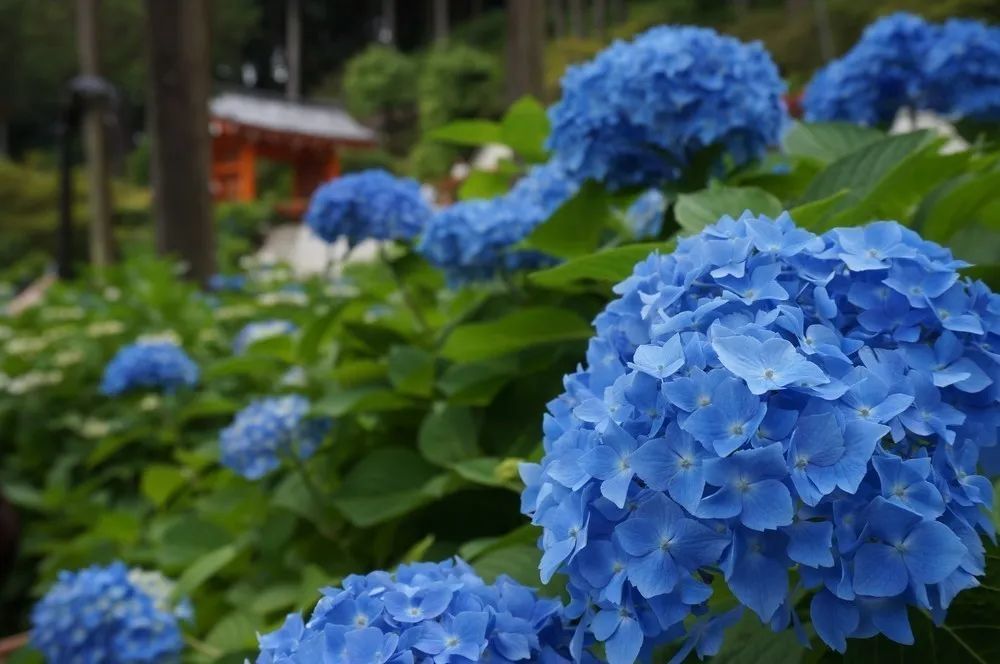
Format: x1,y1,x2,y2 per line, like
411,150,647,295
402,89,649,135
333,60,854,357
219,395,330,480
521,211,998,662
100,341,199,395
547,25,786,189
803,13,937,125
306,169,431,245
31,562,190,663
255,558,587,664
233,319,298,354
419,161,579,283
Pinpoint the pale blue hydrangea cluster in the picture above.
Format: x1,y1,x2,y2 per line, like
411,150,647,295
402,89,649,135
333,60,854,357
623,190,667,240
255,558,585,664
306,169,431,245
233,319,298,354
100,341,199,396
521,212,998,662
925,18,1000,121
546,26,786,190
804,14,1000,125
219,395,330,480
418,161,579,282
31,562,189,663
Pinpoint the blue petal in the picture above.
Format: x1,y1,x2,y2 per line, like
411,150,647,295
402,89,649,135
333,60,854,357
604,616,644,664
853,543,907,597
810,590,858,653
740,479,793,531
901,521,966,585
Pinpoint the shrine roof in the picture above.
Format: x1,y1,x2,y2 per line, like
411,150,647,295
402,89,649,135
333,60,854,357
210,90,376,145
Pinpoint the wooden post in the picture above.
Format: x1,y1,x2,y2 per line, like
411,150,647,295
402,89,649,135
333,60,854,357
505,0,546,102
433,0,449,43
145,0,216,283
75,0,115,269
286,0,302,99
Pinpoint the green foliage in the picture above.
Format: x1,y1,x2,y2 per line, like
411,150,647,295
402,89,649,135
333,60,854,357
342,45,419,119
417,45,502,131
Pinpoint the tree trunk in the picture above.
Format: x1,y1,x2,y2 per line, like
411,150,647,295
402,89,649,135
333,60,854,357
380,0,395,44
505,0,546,102
433,0,449,43
145,0,216,283
75,0,115,269
568,0,584,37
592,0,607,38
286,0,301,99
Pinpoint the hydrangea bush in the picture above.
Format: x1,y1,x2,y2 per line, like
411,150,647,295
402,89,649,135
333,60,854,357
30,562,189,663
547,26,786,189
925,18,1000,121
219,395,330,480
419,161,578,282
306,169,431,245
99,341,199,395
521,212,997,662
255,558,583,663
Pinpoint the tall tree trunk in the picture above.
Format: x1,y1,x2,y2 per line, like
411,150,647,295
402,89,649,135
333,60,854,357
505,0,545,102
568,0,584,37
380,0,395,44
75,0,115,269
286,0,301,99
592,0,607,39
432,0,449,43
550,0,565,38
145,0,216,283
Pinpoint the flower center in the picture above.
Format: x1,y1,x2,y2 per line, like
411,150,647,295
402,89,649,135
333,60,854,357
858,407,871,418
763,368,776,380
730,423,745,435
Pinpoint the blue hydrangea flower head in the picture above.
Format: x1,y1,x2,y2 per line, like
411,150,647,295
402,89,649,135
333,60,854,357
233,319,298,354
623,189,667,240
100,341,199,395
418,161,579,283
30,562,189,663
803,12,937,125
522,211,998,660
220,395,330,480
547,26,787,189
207,273,247,292
255,557,586,663
306,169,431,245
925,18,1000,121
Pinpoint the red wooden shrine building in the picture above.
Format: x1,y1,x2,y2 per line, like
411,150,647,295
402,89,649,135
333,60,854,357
209,91,376,213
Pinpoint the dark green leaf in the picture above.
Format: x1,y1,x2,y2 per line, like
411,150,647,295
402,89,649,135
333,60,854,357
314,386,415,417
140,464,187,507
711,611,804,664
174,542,243,598
675,185,783,233
387,345,435,397
782,121,884,164
428,120,503,146
523,182,614,258
529,242,674,291
458,170,513,200
418,403,479,466
787,190,850,230
920,170,1000,243
333,447,447,527
441,307,591,362
500,96,550,163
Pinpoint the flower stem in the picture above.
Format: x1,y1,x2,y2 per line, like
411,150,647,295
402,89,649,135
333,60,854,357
379,244,431,335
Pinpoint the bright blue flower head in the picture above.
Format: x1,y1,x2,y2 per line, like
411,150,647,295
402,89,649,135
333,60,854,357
30,562,189,663
547,26,786,190
219,395,330,480
418,162,579,283
522,212,998,661
925,18,1000,121
233,320,298,354
100,341,199,395
803,13,937,125
306,169,431,245
255,558,584,664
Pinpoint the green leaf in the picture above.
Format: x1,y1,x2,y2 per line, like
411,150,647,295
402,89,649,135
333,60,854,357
782,121,883,164
248,584,300,615
140,464,186,507
314,386,415,416
472,544,542,586
500,96,549,162
710,611,804,663
205,611,258,652
800,130,933,203
523,182,614,258
458,170,513,200
441,307,591,362
529,242,674,291
438,359,517,406
428,120,503,146
174,542,242,598
920,170,1000,243
387,345,435,397
333,447,447,527
418,403,479,466
400,534,436,564
152,516,232,570
675,185,783,234
451,457,521,490
178,394,241,423
787,190,850,230
297,309,339,364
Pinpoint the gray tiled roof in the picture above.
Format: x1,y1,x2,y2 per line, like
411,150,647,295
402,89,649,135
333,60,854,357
210,91,376,143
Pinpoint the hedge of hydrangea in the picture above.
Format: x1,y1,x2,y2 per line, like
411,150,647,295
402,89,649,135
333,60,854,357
418,161,579,283
255,558,585,663
925,18,1000,121
219,395,330,480
100,341,199,396
306,169,431,245
30,562,190,663
546,26,786,190
520,211,997,662
233,319,298,354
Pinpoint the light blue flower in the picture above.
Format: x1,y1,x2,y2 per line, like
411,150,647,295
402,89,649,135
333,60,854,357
306,169,431,245
219,395,330,480
100,341,198,395
30,562,188,663
521,210,997,658
547,25,787,189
